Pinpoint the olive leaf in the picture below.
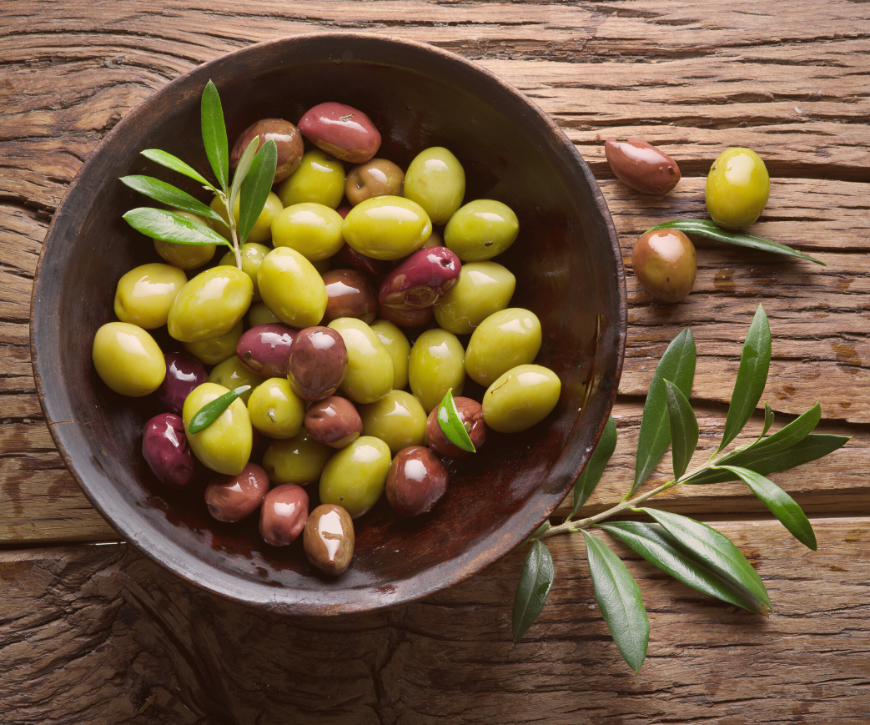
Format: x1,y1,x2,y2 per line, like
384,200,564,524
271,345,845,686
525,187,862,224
238,139,278,245
436,388,476,453
122,208,232,248
747,402,821,455
227,135,260,227
119,175,223,223
512,540,554,642
188,385,251,434
663,380,698,481
140,149,216,190
757,402,775,443
526,520,551,543
201,79,230,192
569,415,617,519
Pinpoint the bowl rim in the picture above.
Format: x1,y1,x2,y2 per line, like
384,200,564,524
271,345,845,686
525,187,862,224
31,31,627,615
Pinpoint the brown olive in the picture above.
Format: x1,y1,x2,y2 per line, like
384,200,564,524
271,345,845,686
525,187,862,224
287,326,348,401
604,138,681,195
334,243,387,278
304,396,363,449
231,118,304,183
204,462,269,522
236,323,298,378
259,484,309,547
425,396,486,457
378,304,433,329
304,504,355,576
322,269,378,324
632,229,697,303
385,446,449,517
345,159,405,206
379,246,461,310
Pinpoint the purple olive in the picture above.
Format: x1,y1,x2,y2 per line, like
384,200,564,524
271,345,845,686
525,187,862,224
379,304,433,329
298,102,381,164
142,413,195,486
231,119,304,183
385,446,449,517
379,247,461,310
287,327,348,401
157,352,207,415
205,463,270,522
322,269,378,324
236,323,298,378
425,396,487,458
334,243,387,278
260,484,309,546
304,396,363,448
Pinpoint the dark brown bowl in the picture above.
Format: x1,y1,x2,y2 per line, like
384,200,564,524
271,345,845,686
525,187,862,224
31,34,625,614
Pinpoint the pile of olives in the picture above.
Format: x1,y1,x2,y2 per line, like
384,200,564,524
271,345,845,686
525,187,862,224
93,101,561,576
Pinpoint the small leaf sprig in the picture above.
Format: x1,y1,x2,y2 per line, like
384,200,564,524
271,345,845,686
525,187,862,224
436,388,476,452
513,304,848,671
188,385,251,434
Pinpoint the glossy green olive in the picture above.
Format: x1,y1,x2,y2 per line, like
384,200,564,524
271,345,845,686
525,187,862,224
465,308,542,386
248,378,305,439
705,148,770,229
327,318,394,404
482,364,561,433
271,203,344,261
220,243,271,302
408,329,466,413
211,191,283,244
113,263,187,330
277,150,345,209
319,436,392,519
92,322,165,397
403,147,465,225
183,319,243,366
342,196,432,261
154,211,216,269
360,391,428,456
248,302,280,327
434,262,516,335
257,247,328,328
183,382,252,475
167,265,253,343
208,355,265,405
262,431,333,485
444,199,519,262
370,320,410,390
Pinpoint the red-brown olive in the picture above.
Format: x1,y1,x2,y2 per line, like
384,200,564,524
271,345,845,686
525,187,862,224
287,326,348,401
260,484,309,546
304,504,355,576
142,413,195,486
604,138,681,195
632,228,697,303
157,352,208,416
204,462,270,522
425,396,487,457
322,269,378,324
346,159,404,206
231,118,304,183
334,243,387,278
236,323,298,378
385,446,449,517
298,102,381,164
304,396,363,448
378,304,434,329
379,246,461,310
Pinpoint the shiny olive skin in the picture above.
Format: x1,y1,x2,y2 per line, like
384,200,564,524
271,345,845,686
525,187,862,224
328,318,394,404
605,138,681,195
153,211,216,270
322,269,378,324
236,323,298,378
219,243,271,302
142,413,195,486
298,102,381,164
465,308,542,386
257,247,328,329
114,263,187,330
434,262,516,335
705,147,770,229
287,326,348,401
205,462,269,522
271,203,345,261
379,304,434,329
183,319,243,366
385,446,449,517
482,364,561,433
408,329,466,413
444,200,519,262
208,355,265,405
342,196,432,261
277,150,345,209
632,229,697,303
425,396,486,458
260,484,309,546
346,158,404,206
248,378,305,439
304,396,363,449
211,191,283,245
262,431,333,485
334,243,387,278
319,436,391,519
370,320,410,390
247,302,281,328
379,246,460,310
231,118,304,183
167,265,253,343
92,322,166,397
304,504,355,576
183,383,252,475
360,391,428,456
403,147,466,225
157,352,208,415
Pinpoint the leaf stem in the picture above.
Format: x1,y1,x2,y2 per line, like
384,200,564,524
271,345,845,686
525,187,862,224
217,190,243,270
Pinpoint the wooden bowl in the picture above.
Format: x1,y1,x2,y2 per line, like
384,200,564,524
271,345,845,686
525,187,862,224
31,34,625,614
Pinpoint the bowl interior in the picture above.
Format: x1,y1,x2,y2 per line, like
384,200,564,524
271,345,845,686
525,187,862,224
32,34,625,614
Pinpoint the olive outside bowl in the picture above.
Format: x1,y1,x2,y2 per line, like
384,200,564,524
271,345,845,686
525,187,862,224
31,33,626,615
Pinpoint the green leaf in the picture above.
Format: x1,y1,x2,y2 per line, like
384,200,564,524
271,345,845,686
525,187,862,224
641,508,772,615
570,415,617,519
188,385,251,434
718,305,771,453
511,540,554,642
663,380,698,481
140,149,216,189
599,521,768,614
526,520,551,543
228,135,260,226
436,388,476,453
718,466,817,550
645,219,825,266
581,531,649,672
238,139,278,245
201,80,229,192
119,175,223,223
632,328,696,495
757,402,775,443
122,208,232,248
750,403,821,455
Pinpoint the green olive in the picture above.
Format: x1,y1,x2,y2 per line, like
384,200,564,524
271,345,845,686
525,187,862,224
183,382,252,475
444,200,519,262
327,318,394,404
482,364,561,433
370,320,410,390
342,196,432,261
113,263,187,330
705,148,770,229
248,378,305,439
262,431,333,485
271,203,345,261
257,247,328,328
248,302,280,327
167,265,253,343
465,308,542,386
208,355,265,405
183,319,244,365
92,322,165,397
277,150,345,209
434,262,516,335
408,329,465,413
154,211,216,269
403,147,465,225
360,390,427,456
211,191,283,244
319,436,392,519
219,243,271,302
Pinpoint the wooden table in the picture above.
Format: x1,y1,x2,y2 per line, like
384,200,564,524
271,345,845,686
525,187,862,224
3,2,869,722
